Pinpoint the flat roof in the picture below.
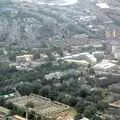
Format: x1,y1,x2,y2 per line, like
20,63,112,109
8,94,71,119
61,53,97,63
64,59,89,65
94,60,116,70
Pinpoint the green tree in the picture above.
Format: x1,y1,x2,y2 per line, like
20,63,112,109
84,105,97,118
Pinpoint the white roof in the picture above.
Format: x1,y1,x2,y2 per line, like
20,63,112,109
64,59,89,65
19,0,78,6
92,51,104,54
96,2,109,9
94,60,115,70
16,54,33,58
80,117,89,120
61,53,97,62
4,95,9,98
86,54,97,63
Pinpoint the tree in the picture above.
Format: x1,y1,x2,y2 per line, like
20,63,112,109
46,51,55,61
69,96,78,106
40,85,51,97
79,88,90,98
25,101,34,120
25,101,34,109
0,98,5,106
84,105,97,118
33,51,40,59
75,114,83,120
75,98,85,113
96,100,108,112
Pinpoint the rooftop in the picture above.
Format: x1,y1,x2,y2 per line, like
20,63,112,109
109,100,120,108
8,94,72,119
61,53,97,63
96,2,110,9
80,117,89,120
94,59,116,70
64,59,89,65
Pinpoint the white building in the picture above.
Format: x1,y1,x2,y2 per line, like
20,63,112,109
112,45,120,60
96,2,110,9
40,53,48,59
16,54,33,63
64,59,89,65
94,59,116,70
16,54,33,71
61,53,97,64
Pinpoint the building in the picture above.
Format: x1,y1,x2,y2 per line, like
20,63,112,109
0,106,10,120
110,100,120,108
61,53,97,64
40,53,48,60
96,2,110,9
16,54,33,63
80,117,89,120
109,83,120,95
8,94,75,120
92,51,104,60
94,59,116,71
0,93,16,100
16,54,33,71
108,100,120,119
12,115,25,120
112,45,120,60
64,59,89,66
92,43,104,51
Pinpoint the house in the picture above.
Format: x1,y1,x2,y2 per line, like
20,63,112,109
16,54,33,63
40,53,48,60
16,54,33,71
64,59,89,66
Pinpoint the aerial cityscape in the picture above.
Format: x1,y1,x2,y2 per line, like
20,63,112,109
0,0,120,120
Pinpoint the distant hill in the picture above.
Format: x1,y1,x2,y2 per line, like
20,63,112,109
0,0,103,48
